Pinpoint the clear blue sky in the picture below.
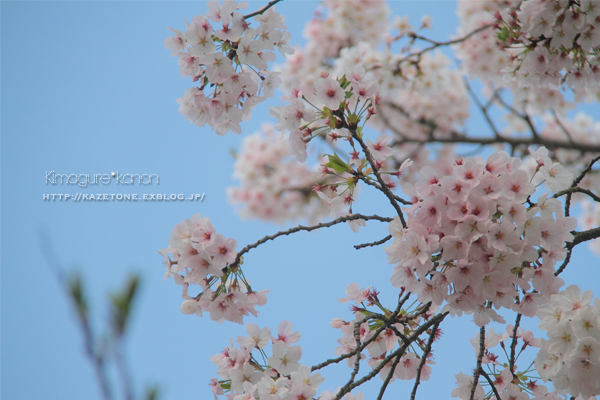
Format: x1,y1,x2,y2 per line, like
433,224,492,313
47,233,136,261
2,1,598,400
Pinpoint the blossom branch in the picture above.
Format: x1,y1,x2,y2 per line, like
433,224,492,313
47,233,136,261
382,102,600,154
508,313,522,374
492,91,540,140
351,171,412,205
465,80,502,139
572,155,600,187
311,324,388,372
242,0,283,19
469,326,486,400
369,314,410,343
338,322,365,395
354,235,393,250
396,25,491,68
556,227,600,276
231,213,393,268
551,109,575,144
376,353,403,400
571,227,600,248
394,292,414,315
409,321,440,400
553,155,600,216
333,312,449,400
348,126,407,227
479,368,502,400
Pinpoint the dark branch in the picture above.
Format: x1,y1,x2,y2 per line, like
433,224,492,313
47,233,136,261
508,313,522,374
349,127,407,227
409,322,440,400
231,213,392,268
465,80,501,139
382,102,600,154
354,235,392,250
570,227,600,248
493,91,540,140
396,25,491,68
333,312,449,400
376,353,403,400
311,324,388,372
242,0,283,19
555,227,600,276
469,326,486,400
338,322,365,395
479,368,502,400
351,171,412,205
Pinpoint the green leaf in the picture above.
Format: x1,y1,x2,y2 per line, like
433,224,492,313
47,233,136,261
145,385,160,400
338,74,350,89
347,113,360,126
325,153,351,174
68,273,88,321
110,274,140,338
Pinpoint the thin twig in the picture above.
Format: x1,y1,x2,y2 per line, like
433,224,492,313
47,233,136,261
554,247,573,277
553,155,600,217
242,0,283,19
350,127,407,227
376,353,403,400
311,324,388,372
465,79,502,139
479,368,502,400
338,322,364,394
551,109,575,144
382,102,600,153
493,92,540,140
555,227,600,276
231,213,392,268
396,25,490,68
369,314,410,343
351,171,411,205
354,235,393,250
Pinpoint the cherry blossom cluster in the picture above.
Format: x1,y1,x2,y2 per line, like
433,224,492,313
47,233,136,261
227,124,330,224
160,213,267,324
496,0,600,96
279,0,390,89
455,0,572,114
333,283,438,382
280,0,471,141
270,66,379,167
372,51,470,140
165,0,293,135
534,285,600,399
209,321,311,399
209,320,365,400
386,148,577,325
455,0,519,84
452,325,550,400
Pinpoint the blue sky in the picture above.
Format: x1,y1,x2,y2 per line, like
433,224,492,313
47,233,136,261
2,1,599,400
